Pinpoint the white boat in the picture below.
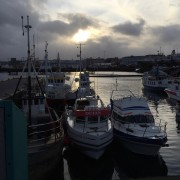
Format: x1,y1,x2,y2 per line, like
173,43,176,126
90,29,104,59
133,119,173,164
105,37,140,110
110,90,167,156
43,44,71,109
12,16,64,180
64,95,113,159
142,66,173,92
66,44,95,103
77,70,95,98
164,79,180,101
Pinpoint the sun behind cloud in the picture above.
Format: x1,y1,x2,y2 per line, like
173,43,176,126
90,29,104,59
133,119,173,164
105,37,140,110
72,29,91,42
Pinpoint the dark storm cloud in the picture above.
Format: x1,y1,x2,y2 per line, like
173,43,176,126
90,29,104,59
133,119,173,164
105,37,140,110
0,0,41,27
112,19,146,36
0,0,41,47
150,24,180,43
38,13,99,37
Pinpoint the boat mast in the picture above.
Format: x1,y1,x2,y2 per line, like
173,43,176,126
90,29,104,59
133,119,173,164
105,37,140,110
22,15,32,125
33,33,36,61
44,41,48,82
77,43,82,73
57,52,61,72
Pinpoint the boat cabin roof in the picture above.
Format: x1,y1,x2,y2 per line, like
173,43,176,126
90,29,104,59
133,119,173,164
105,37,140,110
113,96,151,116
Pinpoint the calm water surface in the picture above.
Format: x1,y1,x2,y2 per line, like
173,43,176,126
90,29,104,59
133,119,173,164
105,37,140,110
63,72,180,179
1,72,180,179
91,72,180,177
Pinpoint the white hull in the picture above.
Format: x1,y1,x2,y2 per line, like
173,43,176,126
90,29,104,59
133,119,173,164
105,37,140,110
67,125,113,159
142,67,173,92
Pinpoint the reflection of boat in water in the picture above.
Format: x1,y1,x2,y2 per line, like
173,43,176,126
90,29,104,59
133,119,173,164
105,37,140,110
142,88,167,102
63,146,114,180
110,89,167,156
12,16,64,180
113,142,168,179
64,95,113,159
175,115,180,134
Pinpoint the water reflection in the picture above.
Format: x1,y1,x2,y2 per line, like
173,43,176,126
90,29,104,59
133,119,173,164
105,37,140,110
63,147,114,180
142,88,167,116
142,88,167,102
41,155,64,180
176,116,180,134
113,142,168,179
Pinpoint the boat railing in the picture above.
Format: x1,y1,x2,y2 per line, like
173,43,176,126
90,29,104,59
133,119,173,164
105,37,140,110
28,114,64,149
111,89,135,100
114,118,167,137
75,118,111,132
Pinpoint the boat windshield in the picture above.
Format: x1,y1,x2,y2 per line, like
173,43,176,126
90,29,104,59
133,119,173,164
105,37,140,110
112,111,154,124
124,115,154,123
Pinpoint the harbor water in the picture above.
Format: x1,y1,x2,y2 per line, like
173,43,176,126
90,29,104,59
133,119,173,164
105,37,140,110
1,72,180,179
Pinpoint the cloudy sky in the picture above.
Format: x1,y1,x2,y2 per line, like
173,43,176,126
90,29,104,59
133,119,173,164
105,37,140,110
1,0,180,61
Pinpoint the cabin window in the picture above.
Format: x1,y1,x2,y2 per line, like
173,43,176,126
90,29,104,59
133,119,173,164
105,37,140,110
77,100,90,106
125,115,154,123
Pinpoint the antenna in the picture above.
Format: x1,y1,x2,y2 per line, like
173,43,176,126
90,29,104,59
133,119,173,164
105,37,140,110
77,43,85,72
21,16,24,36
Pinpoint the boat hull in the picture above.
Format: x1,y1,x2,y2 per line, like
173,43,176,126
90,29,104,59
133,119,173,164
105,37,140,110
143,84,166,93
164,89,180,101
66,125,113,159
114,129,167,156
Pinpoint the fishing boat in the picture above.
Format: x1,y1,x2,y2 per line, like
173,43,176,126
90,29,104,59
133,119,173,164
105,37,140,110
164,78,180,101
64,95,113,159
142,66,173,92
12,16,64,180
77,70,95,97
110,89,167,156
66,44,95,104
42,44,71,110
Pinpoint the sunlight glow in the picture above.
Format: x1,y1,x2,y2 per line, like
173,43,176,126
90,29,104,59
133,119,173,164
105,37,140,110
72,29,91,42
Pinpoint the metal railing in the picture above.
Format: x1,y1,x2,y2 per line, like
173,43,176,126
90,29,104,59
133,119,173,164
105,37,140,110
28,109,64,149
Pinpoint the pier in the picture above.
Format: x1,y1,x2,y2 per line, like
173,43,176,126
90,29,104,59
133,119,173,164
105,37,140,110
89,73,143,77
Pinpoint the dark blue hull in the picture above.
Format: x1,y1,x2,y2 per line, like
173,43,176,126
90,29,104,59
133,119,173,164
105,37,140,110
114,128,167,156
